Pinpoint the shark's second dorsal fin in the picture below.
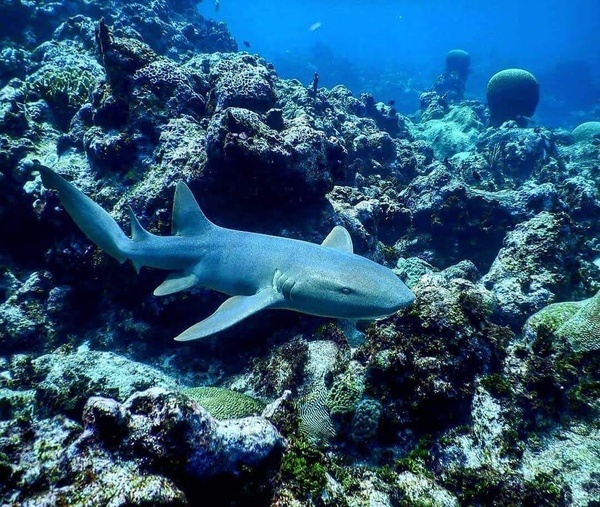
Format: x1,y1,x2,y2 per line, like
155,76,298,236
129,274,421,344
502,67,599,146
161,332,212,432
172,182,214,237
321,226,353,254
128,206,152,242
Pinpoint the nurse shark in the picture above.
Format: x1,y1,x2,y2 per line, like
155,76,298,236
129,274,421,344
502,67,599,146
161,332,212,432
39,166,415,341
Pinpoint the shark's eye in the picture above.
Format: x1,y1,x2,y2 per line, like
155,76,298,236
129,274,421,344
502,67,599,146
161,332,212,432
340,287,353,295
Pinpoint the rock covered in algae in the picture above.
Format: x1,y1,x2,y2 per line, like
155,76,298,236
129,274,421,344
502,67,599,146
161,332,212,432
0,388,284,505
89,388,284,477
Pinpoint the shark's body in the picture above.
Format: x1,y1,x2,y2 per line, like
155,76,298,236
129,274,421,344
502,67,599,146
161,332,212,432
39,167,415,341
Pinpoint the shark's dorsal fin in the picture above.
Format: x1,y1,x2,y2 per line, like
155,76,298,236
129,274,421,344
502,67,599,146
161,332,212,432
172,182,214,237
154,272,199,296
174,288,281,341
128,206,151,242
128,206,152,273
321,226,353,254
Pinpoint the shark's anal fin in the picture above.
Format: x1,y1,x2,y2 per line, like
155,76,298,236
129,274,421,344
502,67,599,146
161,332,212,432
321,226,353,253
154,272,199,296
174,289,280,341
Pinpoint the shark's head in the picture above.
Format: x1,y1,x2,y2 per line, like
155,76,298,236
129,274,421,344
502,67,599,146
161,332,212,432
287,253,415,320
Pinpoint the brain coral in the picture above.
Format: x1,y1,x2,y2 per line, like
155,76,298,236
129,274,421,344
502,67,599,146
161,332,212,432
446,49,471,77
351,398,382,443
327,361,366,416
524,291,600,353
572,121,600,143
486,68,539,126
523,301,582,337
181,387,265,419
555,291,600,353
297,341,339,443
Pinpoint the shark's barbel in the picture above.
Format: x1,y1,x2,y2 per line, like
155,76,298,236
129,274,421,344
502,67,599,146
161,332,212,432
39,167,415,341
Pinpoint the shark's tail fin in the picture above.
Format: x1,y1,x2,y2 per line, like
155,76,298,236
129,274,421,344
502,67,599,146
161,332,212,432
39,166,130,264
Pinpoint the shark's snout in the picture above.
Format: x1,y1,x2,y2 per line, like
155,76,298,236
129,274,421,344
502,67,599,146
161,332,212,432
381,277,415,316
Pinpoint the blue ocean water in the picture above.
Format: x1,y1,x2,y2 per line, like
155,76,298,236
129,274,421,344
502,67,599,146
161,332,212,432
199,0,600,127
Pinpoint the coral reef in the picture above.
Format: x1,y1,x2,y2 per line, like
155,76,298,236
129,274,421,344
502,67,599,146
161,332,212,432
1,1,600,505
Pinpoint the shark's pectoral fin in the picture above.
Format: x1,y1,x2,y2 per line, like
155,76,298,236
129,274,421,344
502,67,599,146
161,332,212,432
174,289,281,341
321,225,353,253
154,272,199,296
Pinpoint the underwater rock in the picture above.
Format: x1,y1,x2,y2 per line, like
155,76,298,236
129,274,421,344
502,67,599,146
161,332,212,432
0,79,31,137
559,176,600,227
0,0,235,56
475,123,556,189
84,387,283,477
26,40,103,131
416,105,483,160
0,388,283,505
351,130,397,172
188,53,277,113
0,386,36,422
0,47,28,86
133,57,208,119
395,471,460,507
328,186,384,254
395,257,437,287
327,178,414,256
520,425,600,506
435,384,518,477
364,271,509,434
0,270,61,353
499,293,600,430
397,166,530,268
359,92,413,138
204,107,345,220
241,337,309,399
30,345,182,417
482,211,588,327
419,90,449,122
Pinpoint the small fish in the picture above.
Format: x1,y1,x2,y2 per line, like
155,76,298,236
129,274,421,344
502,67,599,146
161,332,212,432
388,99,395,106
243,40,251,48
214,0,220,12
309,21,322,32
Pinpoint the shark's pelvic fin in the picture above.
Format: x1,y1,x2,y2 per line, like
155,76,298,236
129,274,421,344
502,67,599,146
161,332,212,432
39,166,129,264
172,182,215,237
174,288,281,341
321,225,353,254
154,271,199,296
